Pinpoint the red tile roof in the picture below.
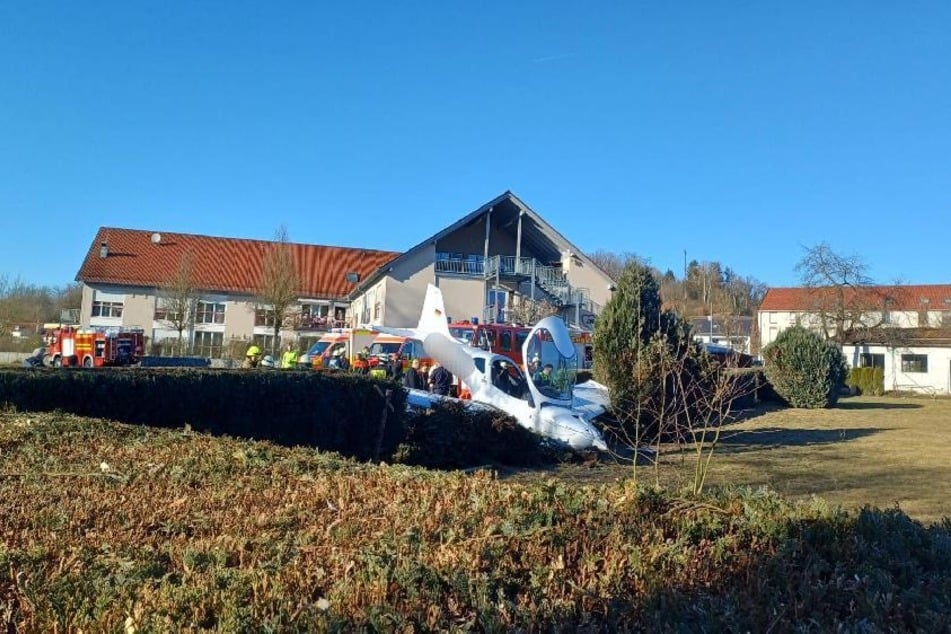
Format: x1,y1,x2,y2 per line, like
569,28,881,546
76,228,399,298
760,285,951,312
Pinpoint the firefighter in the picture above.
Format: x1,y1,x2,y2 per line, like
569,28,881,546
280,342,299,369
243,345,262,368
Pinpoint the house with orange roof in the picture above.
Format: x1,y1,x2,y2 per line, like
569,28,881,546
74,191,615,360
758,285,951,394
76,228,398,358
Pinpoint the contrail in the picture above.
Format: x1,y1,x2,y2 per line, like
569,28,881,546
531,52,575,64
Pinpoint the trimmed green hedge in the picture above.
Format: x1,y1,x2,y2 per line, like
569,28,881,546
0,368,407,461
846,366,885,396
0,368,554,468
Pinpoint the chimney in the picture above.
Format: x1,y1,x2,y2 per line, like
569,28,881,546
99,241,108,258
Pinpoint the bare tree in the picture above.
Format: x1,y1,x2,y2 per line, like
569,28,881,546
506,296,560,326
257,226,302,357
0,275,57,336
587,250,644,284
794,242,901,346
157,252,198,355
0,274,11,337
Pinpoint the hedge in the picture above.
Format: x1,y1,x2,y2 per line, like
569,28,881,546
846,366,885,396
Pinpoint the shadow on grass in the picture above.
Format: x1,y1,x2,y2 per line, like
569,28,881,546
718,426,880,451
836,401,923,410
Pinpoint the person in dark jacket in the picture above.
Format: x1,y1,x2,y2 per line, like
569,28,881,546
429,361,453,396
388,354,404,381
402,358,425,389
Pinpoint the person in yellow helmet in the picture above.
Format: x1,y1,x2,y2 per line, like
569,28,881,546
243,344,262,368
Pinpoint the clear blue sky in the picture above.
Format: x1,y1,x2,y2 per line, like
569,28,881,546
2,2,949,289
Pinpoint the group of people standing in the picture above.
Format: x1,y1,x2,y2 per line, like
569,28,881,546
402,358,453,396
242,343,301,369
241,340,459,397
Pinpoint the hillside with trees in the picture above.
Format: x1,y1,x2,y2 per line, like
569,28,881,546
0,275,82,341
588,250,767,318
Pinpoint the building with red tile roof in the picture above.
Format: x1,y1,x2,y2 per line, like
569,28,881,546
758,284,951,396
76,228,398,359
78,227,397,299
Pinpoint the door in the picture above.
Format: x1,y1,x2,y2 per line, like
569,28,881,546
487,289,507,324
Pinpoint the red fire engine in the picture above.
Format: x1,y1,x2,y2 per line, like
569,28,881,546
448,321,532,365
43,324,145,368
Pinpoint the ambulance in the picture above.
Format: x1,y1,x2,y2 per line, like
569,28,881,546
302,328,376,370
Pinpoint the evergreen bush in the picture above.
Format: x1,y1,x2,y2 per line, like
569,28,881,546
762,327,848,408
592,261,710,442
846,367,884,396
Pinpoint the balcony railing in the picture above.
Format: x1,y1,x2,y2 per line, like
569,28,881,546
435,256,484,276
484,255,537,278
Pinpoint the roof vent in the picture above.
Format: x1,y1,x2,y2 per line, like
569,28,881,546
99,241,108,258
150,232,162,245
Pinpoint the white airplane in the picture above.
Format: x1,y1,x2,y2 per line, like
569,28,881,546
378,284,609,452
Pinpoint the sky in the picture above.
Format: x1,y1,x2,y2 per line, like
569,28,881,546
2,2,950,289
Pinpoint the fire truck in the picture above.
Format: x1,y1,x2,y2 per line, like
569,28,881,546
43,324,145,368
448,321,532,365
448,320,593,369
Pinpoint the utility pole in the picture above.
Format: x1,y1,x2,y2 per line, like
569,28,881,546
683,249,688,317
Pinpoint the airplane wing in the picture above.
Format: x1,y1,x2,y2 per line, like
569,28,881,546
404,388,495,413
571,379,610,421
369,326,418,339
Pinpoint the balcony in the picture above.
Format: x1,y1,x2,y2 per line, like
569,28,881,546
434,254,484,276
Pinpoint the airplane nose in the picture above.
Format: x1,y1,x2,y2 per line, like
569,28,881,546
545,410,607,451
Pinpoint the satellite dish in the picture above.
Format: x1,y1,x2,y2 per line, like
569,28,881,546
150,232,162,245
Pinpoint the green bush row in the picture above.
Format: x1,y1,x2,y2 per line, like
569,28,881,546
846,366,885,396
0,368,551,468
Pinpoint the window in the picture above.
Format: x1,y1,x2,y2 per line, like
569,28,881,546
487,289,507,323
941,311,951,327
154,298,188,322
900,354,928,373
196,302,225,324
860,353,885,369
255,308,278,327
193,331,223,358
298,303,330,329
253,334,277,354
499,331,513,351
464,254,484,274
515,331,529,350
92,301,123,318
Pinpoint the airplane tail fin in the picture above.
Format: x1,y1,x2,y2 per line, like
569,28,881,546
416,284,476,381
417,284,452,338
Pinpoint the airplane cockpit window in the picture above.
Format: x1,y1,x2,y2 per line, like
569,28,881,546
491,358,526,398
526,328,578,402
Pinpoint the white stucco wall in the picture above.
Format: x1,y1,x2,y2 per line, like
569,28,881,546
383,245,436,327
435,276,486,326
844,343,951,394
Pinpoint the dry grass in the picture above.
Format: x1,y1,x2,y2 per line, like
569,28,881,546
1,405,949,630
511,395,951,525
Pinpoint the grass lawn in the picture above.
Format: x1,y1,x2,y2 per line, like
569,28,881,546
509,394,951,525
